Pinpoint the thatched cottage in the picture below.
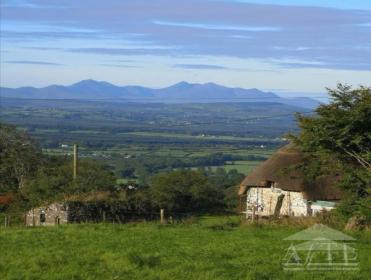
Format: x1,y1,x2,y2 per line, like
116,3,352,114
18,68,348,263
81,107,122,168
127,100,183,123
238,145,342,219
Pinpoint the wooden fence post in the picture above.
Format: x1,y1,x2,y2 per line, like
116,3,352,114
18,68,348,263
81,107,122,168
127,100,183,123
73,144,78,180
160,209,164,224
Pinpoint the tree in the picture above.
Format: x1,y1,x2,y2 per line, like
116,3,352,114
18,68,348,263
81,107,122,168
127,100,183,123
0,123,42,193
208,168,245,189
150,170,222,214
22,156,72,207
68,160,116,195
291,84,371,219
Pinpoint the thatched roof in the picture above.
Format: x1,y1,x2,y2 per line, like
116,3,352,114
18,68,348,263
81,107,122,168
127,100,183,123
309,175,342,200
240,144,303,191
238,144,342,200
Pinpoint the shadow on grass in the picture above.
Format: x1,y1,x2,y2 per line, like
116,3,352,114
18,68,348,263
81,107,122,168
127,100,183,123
127,252,161,268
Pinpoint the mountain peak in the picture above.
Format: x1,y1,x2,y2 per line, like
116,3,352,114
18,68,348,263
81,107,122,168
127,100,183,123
72,79,97,85
204,82,217,86
70,79,114,88
171,81,193,89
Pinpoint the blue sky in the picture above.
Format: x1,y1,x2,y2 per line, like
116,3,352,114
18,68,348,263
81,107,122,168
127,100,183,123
1,0,370,96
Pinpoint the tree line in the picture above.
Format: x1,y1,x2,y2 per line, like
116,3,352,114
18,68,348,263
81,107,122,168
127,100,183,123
115,153,264,185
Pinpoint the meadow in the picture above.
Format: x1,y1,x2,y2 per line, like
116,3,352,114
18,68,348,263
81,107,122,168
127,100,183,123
1,216,370,280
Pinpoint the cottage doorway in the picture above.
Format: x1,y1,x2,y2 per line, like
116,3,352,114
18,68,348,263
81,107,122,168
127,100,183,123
40,211,46,224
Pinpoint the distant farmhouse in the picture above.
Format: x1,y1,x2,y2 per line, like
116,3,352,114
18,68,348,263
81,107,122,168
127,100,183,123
238,145,342,219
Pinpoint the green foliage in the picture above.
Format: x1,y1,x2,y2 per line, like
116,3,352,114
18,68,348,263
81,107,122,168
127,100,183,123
291,84,371,218
294,84,370,169
0,123,42,193
65,186,155,223
22,156,72,207
150,170,223,213
208,168,245,189
68,160,116,194
1,123,116,218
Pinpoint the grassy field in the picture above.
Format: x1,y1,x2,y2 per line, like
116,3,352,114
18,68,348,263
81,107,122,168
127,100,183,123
211,160,264,174
0,216,370,280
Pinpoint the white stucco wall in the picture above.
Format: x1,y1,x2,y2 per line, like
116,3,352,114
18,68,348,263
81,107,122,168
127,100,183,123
245,186,309,218
311,205,335,215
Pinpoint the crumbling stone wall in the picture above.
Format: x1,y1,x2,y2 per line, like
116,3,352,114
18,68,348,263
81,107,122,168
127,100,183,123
26,203,68,226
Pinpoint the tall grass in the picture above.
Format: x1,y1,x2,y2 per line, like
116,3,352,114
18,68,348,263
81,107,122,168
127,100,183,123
0,216,370,280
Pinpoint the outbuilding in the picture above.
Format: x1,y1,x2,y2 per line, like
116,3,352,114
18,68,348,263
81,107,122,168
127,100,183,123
25,203,68,226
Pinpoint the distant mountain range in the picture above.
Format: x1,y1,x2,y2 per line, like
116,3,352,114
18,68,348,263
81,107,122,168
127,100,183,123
0,79,321,109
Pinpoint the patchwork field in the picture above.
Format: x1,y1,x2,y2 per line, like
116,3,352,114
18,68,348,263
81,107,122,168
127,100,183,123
2,98,286,180
211,160,264,174
1,216,370,280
